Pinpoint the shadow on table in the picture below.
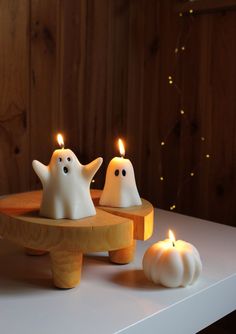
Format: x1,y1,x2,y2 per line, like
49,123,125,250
85,253,111,264
0,239,53,295
110,269,165,291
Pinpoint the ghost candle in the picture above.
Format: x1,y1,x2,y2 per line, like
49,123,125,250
32,134,103,220
143,230,202,288
99,139,141,207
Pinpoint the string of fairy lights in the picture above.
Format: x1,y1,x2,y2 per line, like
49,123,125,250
159,7,211,211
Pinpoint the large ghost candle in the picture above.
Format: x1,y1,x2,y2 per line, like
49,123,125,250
32,134,103,220
99,139,141,208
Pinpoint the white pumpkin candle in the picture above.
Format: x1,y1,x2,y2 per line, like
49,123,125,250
143,230,202,288
99,139,141,208
32,134,103,220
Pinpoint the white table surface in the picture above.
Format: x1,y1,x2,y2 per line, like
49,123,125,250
0,209,235,334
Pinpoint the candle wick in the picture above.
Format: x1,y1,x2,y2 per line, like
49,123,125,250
172,241,175,247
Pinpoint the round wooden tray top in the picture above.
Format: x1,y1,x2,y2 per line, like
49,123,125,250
0,190,154,288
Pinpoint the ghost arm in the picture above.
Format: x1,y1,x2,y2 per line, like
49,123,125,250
82,157,103,183
32,160,49,186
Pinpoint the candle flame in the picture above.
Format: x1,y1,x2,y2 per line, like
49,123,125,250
118,138,125,157
169,230,176,246
57,133,64,149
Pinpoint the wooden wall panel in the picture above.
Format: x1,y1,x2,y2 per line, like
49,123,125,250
30,0,61,189
138,0,161,202
126,0,145,189
0,0,29,194
78,0,110,171
59,0,85,152
156,0,181,210
208,12,236,224
168,8,236,226
60,0,112,188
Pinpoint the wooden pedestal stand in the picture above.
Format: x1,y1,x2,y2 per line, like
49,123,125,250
0,190,154,289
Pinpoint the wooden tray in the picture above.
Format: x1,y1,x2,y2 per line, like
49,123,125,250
0,190,154,288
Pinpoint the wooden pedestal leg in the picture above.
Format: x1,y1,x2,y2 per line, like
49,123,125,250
25,247,48,256
109,240,136,264
50,250,83,289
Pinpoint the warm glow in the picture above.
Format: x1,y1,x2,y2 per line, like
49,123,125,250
169,230,176,246
57,133,64,149
118,138,125,157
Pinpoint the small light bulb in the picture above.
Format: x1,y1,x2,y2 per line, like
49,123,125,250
180,110,185,115
170,205,176,211
179,12,183,17
206,154,210,159
189,9,193,14
190,172,194,177
168,75,172,80
201,137,205,141
161,141,165,146
160,176,164,181
169,80,173,85
181,46,185,51
175,48,178,53
92,179,95,183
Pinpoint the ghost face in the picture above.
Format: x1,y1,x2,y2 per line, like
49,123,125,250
49,149,80,178
99,157,142,208
107,158,135,188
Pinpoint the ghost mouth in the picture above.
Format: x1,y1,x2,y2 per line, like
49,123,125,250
63,166,69,174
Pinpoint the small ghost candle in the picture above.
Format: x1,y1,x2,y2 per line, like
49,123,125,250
99,139,141,207
32,134,103,220
143,230,202,288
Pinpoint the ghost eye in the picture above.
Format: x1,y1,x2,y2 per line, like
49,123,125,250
122,169,126,176
114,169,119,176
58,157,62,162
67,157,71,162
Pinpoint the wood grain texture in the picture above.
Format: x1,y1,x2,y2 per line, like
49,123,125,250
175,0,236,14
1,0,236,227
0,0,29,194
0,191,134,253
109,240,136,264
50,249,83,288
30,0,61,189
92,189,154,241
